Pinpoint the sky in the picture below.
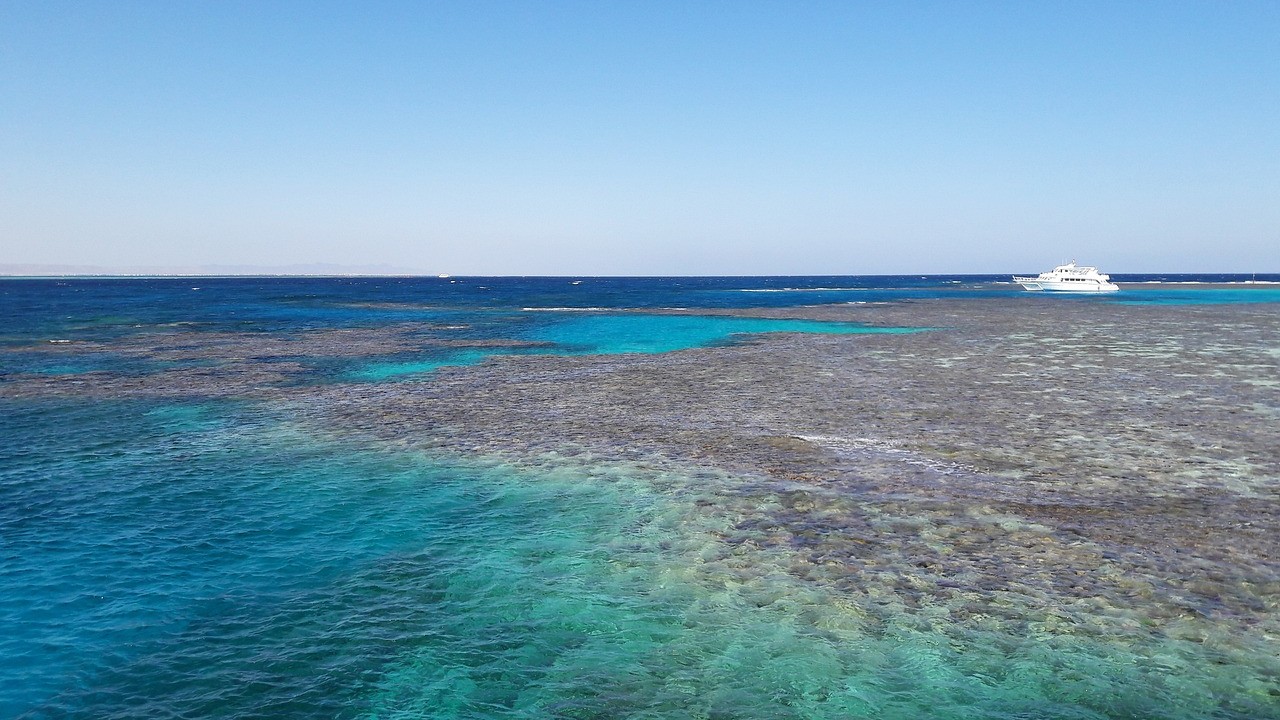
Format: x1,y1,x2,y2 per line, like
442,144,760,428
2,1,1277,275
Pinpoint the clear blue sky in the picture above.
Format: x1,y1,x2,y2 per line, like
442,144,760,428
2,1,1277,274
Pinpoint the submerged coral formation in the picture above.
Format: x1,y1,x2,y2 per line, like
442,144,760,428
5,295,1278,716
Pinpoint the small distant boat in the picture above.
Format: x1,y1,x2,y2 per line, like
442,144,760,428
1013,261,1118,293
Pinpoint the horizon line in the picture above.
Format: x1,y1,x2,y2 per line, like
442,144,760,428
2,271,1277,280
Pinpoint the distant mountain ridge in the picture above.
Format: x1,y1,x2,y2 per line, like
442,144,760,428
0,262,430,277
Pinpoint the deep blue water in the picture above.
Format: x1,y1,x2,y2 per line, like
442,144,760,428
4,274,1277,345
2,276,1277,719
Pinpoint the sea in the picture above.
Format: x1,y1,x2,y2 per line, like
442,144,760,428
2,274,1277,719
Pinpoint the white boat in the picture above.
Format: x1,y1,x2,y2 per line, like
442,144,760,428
1013,261,1119,293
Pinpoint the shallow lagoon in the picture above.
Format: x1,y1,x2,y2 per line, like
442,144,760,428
350,313,924,380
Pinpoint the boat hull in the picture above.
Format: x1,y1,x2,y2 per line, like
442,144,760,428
1014,279,1118,293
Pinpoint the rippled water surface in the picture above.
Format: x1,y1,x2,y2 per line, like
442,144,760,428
2,276,1277,719
5,400,1271,720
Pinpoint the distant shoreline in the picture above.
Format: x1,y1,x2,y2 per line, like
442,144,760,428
0,274,429,279
2,274,1277,284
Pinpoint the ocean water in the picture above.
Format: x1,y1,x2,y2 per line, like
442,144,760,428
2,275,1278,719
351,315,925,380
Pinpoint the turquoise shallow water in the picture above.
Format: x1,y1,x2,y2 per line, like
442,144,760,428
349,313,921,380
524,313,923,354
6,399,1276,719
5,397,1279,719
1111,286,1280,305
349,350,498,381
